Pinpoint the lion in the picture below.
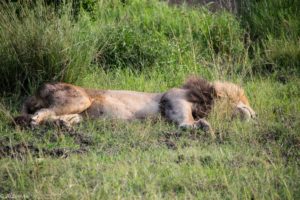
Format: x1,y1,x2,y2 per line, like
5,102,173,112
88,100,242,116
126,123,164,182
14,77,256,136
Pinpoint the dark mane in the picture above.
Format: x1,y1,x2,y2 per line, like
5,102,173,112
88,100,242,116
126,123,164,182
182,76,216,119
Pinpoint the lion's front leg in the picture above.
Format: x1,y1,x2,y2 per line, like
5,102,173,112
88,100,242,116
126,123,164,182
53,114,83,127
194,119,212,132
160,94,215,138
179,119,215,139
195,119,215,139
178,119,215,139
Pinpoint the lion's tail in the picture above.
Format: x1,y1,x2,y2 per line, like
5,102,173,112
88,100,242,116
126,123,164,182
182,76,216,119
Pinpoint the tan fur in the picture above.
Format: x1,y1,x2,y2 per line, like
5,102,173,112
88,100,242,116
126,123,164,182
213,81,255,120
15,78,255,136
213,81,249,105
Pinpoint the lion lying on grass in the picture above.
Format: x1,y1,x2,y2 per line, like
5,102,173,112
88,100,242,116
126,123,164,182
14,77,255,136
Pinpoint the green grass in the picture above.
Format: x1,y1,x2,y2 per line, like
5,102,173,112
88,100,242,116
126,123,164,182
0,1,97,93
0,0,299,199
238,0,300,74
1,71,299,199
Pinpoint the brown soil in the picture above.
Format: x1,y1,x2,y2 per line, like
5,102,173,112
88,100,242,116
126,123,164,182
1,123,93,159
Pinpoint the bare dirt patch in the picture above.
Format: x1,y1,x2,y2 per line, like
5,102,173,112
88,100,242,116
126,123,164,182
1,124,93,159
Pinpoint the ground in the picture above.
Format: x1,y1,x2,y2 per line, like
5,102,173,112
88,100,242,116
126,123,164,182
0,72,299,199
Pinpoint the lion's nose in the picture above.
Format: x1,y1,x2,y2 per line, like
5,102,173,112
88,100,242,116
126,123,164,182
246,107,256,119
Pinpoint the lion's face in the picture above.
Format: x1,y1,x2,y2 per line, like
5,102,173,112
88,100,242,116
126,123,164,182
213,81,256,121
232,101,256,121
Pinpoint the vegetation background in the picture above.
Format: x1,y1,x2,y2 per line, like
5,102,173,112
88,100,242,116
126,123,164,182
0,0,299,199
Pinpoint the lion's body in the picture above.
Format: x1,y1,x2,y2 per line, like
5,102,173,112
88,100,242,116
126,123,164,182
84,89,163,120
16,77,256,134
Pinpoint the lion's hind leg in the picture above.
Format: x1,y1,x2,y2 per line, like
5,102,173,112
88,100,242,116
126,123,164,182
51,114,83,128
37,83,92,116
29,83,92,126
31,108,82,127
31,108,56,125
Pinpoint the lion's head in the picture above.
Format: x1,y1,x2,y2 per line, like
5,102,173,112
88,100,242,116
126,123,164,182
213,81,256,121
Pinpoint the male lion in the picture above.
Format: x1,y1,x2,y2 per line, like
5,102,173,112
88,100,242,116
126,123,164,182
14,77,255,134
